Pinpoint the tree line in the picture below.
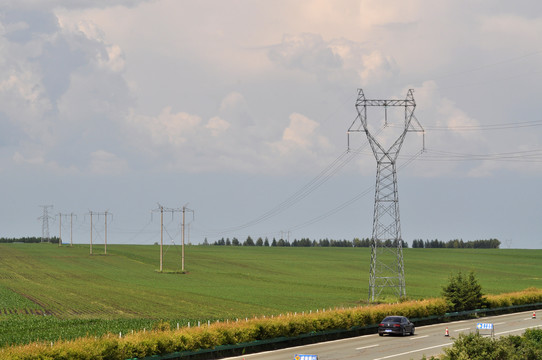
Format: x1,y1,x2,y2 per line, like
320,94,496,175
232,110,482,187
411,238,501,249
209,236,409,248
0,237,60,244
208,237,500,248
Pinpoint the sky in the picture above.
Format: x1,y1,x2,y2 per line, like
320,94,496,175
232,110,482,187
1,1,541,249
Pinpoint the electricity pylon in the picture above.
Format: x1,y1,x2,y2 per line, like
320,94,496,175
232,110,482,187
38,205,54,243
347,89,423,302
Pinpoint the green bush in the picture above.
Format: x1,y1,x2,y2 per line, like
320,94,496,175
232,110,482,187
441,329,542,360
442,270,485,312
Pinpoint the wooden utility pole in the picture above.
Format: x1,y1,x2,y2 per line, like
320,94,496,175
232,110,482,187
181,205,194,272
90,211,93,255
70,213,74,247
88,211,112,255
104,211,108,255
152,204,182,272
182,207,185,272
160,206,164,271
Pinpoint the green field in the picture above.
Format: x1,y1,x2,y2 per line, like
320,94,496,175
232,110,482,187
1,243,542,346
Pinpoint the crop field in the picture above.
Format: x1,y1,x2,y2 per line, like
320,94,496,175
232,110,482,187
1,243,541,346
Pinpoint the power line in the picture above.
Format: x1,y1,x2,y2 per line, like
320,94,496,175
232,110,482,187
286,149,425,234
431,49,542,81
419,119,542,131
416,148,542,162
195,146,366,237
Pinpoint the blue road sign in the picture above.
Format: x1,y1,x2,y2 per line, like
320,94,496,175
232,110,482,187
476,323,494,330
294,355,318,360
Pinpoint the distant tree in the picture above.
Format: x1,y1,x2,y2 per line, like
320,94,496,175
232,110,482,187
271,238,277,246
226,238,231,246
264,238,269,247
243,236,255,246
232,237,239,246
442,270,485,312
256,237,263,246
320,239,330,247
203,238,209,246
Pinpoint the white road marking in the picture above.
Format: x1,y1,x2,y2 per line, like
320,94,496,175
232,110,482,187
496,324,542,336
410,335,428,340
454,328,470,332
356,344,379,350
373,342,453,360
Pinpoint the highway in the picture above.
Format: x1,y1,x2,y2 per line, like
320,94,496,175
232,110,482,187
222,309,541,360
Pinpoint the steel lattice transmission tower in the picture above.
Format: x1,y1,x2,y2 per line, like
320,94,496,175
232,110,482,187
38,205,54,243
348,89,423,302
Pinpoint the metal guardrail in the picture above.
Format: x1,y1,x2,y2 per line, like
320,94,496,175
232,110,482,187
128,302,542,360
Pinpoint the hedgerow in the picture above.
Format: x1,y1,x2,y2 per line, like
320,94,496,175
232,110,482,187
1,289,541,359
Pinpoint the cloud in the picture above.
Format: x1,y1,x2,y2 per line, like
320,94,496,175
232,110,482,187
217,92,253,127
480,13,542,49
143,106,202,147
358,0,422,28
268,33,342,72
206,117,230,137
0,6,134,175
3,1,148,11
267,33,398,88
270,112,332,158
88,150,128,175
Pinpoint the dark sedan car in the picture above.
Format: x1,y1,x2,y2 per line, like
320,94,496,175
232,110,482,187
378,316,415,336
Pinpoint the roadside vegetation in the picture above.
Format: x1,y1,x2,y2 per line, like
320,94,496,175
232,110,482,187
0,243,541,358
2,289,542,359
424,328,542,359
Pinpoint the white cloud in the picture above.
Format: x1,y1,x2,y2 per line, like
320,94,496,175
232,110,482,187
359,0,422,27
267,33,399,88
271,112,332,156
147,107,202,147
88,150,128,175
206,116,230,137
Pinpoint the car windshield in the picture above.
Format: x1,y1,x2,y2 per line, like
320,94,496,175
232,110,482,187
382,317,402,323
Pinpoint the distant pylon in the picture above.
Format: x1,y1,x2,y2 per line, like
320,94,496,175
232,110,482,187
38,205,54,243
348,89,424,302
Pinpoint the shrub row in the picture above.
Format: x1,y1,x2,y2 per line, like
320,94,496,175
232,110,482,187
485,287,542,308
2,289,541,360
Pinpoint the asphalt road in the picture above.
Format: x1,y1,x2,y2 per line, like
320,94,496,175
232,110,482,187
222,309,542,360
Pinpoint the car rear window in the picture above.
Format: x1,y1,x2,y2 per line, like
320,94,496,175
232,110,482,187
382,317,402,323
